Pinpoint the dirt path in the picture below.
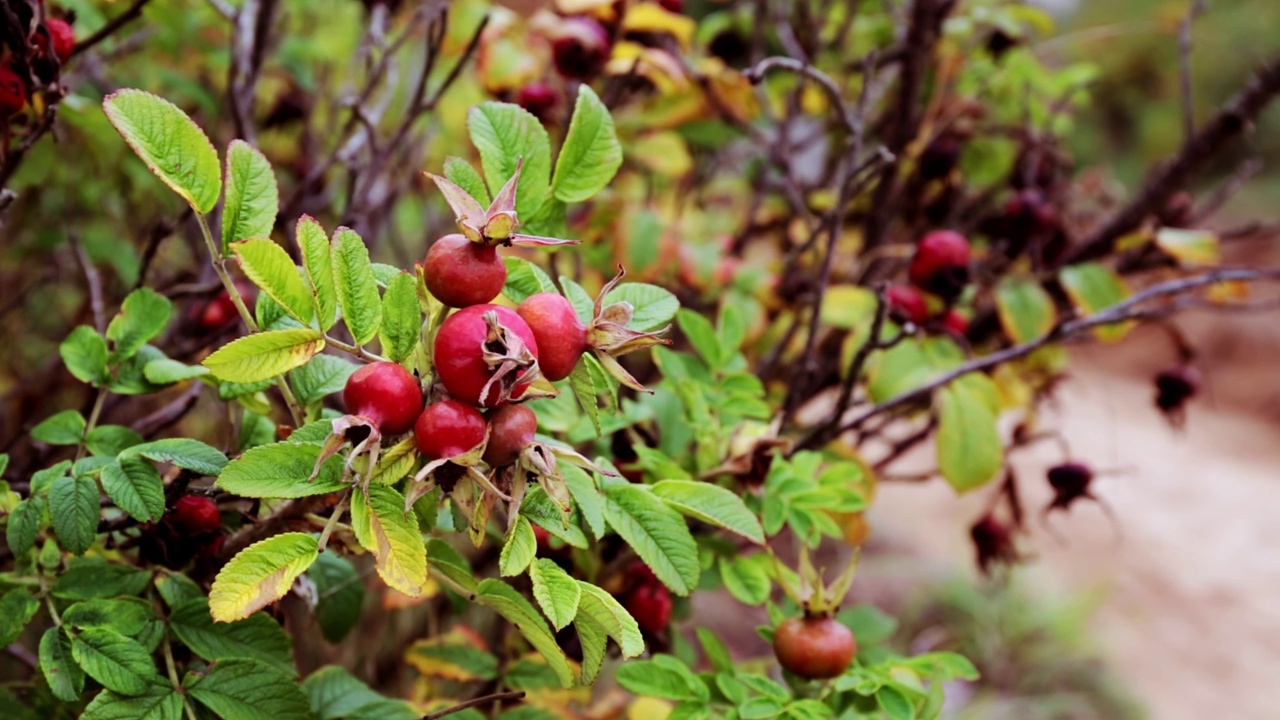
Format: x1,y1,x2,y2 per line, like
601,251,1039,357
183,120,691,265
871,362,1280,720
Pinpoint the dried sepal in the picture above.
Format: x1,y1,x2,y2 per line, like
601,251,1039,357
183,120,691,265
583,265,672,392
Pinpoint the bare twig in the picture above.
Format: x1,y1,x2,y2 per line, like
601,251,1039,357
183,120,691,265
745,57,861,136
71,0,154,58
1193,158,1261,223
421,691,526,720
71,237,107,334
1177,0,1207,143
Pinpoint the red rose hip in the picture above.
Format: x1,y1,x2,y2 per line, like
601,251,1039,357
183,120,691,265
627,582,673,635
0,67,27,117
885,284,928,326
424,234,506,308
168,496,222,536
772,616,856,680
516,293,586,382
434,305,540,408
909,230,971,300
414,400,487,460
343,361,423,435
482,403,538,466
45,19,75,63
551,17,611,81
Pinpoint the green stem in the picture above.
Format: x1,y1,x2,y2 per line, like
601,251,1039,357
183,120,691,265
38,574,61,627
324,335,390,363
161,629,181,689
74,387,109,462
316,493,350,552
195,212,305,426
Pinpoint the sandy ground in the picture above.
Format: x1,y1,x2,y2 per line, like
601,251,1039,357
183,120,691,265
871,359,1280,720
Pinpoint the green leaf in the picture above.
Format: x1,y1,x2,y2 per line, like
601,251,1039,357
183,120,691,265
474,579,576,688
718,555,771,605
443,156,492,207
425,538,478,596
615,656,708,701
203,328,325,383
107,289,173,362
604,283,679,332
351,486,428,597
221,140,279,248
468,102,552,219
651,479,764,544
696,628,732,672
32,410,86,445
500,516,538,577
603,484,700,595
0,589,40,646
297,216,338,331
101,459,165,522
559,277,595,328
122,438,229,476
186,658,312,720
568,362,601,436
875,686,915,720
63,598,153,636
530,558,581,631
574,612,609,686
143,358,209,385
39,627,85,702
379,273,422,363
307,553,366,644
209,533,319,622
1059,262,1132,342
995,277,1056,344
866,338,962,404
786,700,834,720
406,640,499,682
331,227,383,346
71,627,159,695
552,86,622,203
6,498,40,557
170,597,294,674
936,384,1002,492
50,474,99,555
82,684,182,720
739,698,786,720
52,560,151,599
576,581,644,658
289,354,359,406
303,665,417,720
837,604,898,646
561,464,605,540
502,257,557,304
103,89,221,214
233,238,314,325
217,441,345,498
905,651,979,681
61,325,110,386
155,573,204,609
86,426,145,457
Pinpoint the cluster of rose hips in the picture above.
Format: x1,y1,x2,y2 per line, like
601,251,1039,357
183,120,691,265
885,229,973,337
0,12,74,121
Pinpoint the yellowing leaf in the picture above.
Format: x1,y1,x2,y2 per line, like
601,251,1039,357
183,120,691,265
1207,279,1250,304
103,90,221,214
1155,227,1220,266
351,486,428,597
621,4,696,50
1059,263,1133,343
628,132,693,178
210,533,319,622
202,329,325,383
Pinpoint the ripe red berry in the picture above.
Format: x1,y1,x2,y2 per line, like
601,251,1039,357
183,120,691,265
198,291,238,330
414,400,487,460
885,284,928,326
482,403,538,466
772,616,856,680
45,19,75,63
516,293,586,382
942,309,969,336
515,81,558,123
434,305,540,408
423,234,506,308
168,496,222,536
627,582,673,635
0,66,27,118
551,17,611,82
343,361,423,436
908,230,971,300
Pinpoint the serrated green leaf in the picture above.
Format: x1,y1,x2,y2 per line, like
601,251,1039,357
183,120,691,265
559,277,594,325
308,553,365,644
297,216,338,331
101,459,165,522
652,480,764,544
71,627,159,695
405,641,500,682
186,658,312,720
876,686,915,720
209,533,319,622
0,589,39,646
351,486,427,597
530,558,580,631
331,227,382,346
222,140,279,248
676,309,723,368
7,499,41,558
368,437,419,486
122,438,229,476
995,277,1056,344
82,684,182,720
696,628,732,672
574,612,609,686
107,289,173,362
155,572,204,610
143,358,209,385
468,103,552,219
443,157,491,207
603,484,699,595
103,89,221,214
288,354,358,406
303,665,417,720
216,441,345,498
425,537,477,595
502,257,557,304
32,410,86,445
86,425,145,457
615,656,708,701
203,328,325,383
50,475,99,555
500,516,538,577
63,598,153,636
379,273,421,363
740,698,786,720
40,627,85,702
233,238,314,325
474,579,576,687
576,581,644,657
170,598,295,675
718,556,770,605
561,465,605,540
551,86,622,203
936,384,1002,492
52,560,150,599
521,487,588,548
61,325,110,386
604,283,679,333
